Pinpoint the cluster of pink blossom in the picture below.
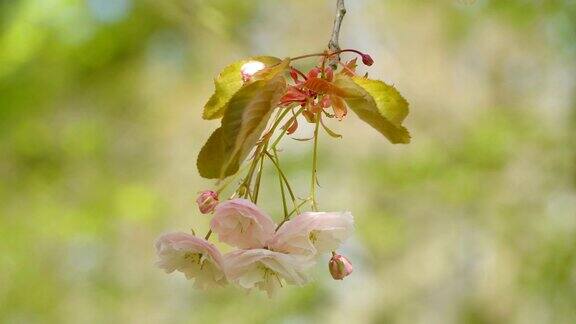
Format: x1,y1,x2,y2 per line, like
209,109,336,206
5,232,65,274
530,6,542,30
155,193,354,297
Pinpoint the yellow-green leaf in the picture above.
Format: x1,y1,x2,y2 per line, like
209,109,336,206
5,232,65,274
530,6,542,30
334,75,411,144
351,76,409,126
202,56,282,120
221,75,286,177
197,74,287,179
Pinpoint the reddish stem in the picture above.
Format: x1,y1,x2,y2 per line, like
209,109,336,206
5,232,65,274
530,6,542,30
291,67,308,81
290,49,368,63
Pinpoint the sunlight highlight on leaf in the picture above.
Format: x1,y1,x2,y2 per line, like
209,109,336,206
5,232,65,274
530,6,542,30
198,71,288,179
202,56,282,120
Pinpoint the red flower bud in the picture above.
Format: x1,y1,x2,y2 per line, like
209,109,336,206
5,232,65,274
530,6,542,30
329,253,353,280
196,190,219,214
361,54,374,66
307,67,321,79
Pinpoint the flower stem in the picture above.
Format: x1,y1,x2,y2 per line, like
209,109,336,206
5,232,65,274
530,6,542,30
241,146,262,198
275,198,311,231
264,151,298,214
237,106,292,199
311,115,321,211
270,106,293,133
252,153,265,203
290,53,328,61
245,187,255,201
273,149,289,221
291,48,369,67
288,198,310,217
215,162,250,194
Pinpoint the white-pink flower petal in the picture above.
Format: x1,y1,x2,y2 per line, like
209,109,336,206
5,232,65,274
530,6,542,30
224,249,313,298
268,211,354,256
155,232,227,289
210,199,276,249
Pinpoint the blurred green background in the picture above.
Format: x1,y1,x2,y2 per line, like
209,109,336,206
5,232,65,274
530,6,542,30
1,0,576,323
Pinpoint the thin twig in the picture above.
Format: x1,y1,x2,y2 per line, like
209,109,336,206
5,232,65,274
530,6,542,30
327,0,346,69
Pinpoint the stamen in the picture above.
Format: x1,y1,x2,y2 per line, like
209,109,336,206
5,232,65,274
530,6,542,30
309,230,319,243
275,273,283,287
338,60,356,76
184,252,202,264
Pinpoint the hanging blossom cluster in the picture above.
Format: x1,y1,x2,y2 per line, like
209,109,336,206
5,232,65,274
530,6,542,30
157,199,353,297
155,45,410,297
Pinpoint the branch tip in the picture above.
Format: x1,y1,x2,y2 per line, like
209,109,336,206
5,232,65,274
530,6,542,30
327,0,346,69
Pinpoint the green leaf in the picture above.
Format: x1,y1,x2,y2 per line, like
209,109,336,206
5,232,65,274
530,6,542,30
197,74,287,179
202,56,282,120
196,127,227,179
334,75,411,144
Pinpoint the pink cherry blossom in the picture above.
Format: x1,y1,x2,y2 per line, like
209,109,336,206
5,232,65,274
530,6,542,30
155,232,227,289
329,253,353,280
210,199,276,249
268,211,353,256
224,249,313,298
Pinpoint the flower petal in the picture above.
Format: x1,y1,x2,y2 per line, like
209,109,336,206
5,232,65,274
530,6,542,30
224,249,313,298
269,211,354,256
331,95,348,120
155,232,227,288
211,199,277,249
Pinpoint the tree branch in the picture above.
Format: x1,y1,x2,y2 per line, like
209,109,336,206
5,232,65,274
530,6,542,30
327,0,346,69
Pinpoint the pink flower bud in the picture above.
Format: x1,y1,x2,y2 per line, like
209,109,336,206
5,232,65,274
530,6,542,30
196,190,219,214
328,253,353,280
361,54,374,66
240,61,266,82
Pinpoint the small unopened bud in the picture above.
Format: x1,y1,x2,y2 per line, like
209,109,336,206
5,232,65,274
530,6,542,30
361,54,374,66
196,190,219,214
325,67,334,81
240,61,266,82
329,253,353,280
